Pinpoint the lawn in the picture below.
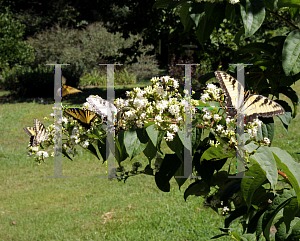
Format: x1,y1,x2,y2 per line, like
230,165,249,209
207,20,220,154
0,79,299,240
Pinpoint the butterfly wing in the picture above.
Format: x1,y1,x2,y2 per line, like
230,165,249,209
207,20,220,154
215,71,245,108
33,118,48,145
244,94,285,123
61,84,83,98
63,108,97,129
23,126,36,147
23,119,47,147
23,126,35,137
215,71,285,123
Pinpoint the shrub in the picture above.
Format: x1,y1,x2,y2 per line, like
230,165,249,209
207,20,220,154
26,22,158,76
0,7,35,71
1,64,55,98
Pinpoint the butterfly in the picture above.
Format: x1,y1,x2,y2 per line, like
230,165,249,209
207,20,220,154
57,76,83,98
63,108,97,130
23,118,48,148
86,96,124,134
214,71,285,124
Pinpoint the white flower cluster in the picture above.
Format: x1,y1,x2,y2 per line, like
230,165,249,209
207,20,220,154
115,76,197,141
26,113,99,164
200,83,223,103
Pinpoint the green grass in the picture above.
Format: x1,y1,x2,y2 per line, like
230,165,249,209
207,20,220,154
1,77,300,240
0,99,242,240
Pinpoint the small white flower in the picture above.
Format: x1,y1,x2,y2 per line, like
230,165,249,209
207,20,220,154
82,140,89,148
207,83,217,90
201,93,210,102
216,125,224,132
170,124,179,133
229,0,239,4
155,115,162,122
165,131,175,141
222,206,229,212
203,113,212,120
173,79,179,89
263,137,271,145
214,114,222,121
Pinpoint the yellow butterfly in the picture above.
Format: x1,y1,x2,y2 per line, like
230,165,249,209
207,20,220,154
215,71,285,123
56,76,83,98
63,108,97,130
23,119,48,148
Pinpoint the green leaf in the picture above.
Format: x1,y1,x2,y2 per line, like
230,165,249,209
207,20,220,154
250,146,278,191
240,0,265,38
286,219,300,240
234,27,245,46
271,147,300,208
200,145,235,163
62,148,74,161
192,127,202,154
152,0,174,9
225,1,236,22
180,2,193,33
242,163,267,210
143,140,156,162
183,180,209,201
97,139,106,163
278,0,300,8
124,129,148,160
225,206,250,231
240,233,257,240
166,132,184,161
115,132,128,164
236,43,275,56
155,154,182,192
195,8,214,44
244,142,259,153
260,117,275,145
283,29,300,76
146,124,159,146
247,208,268,234
264,0,279,12
174,162,187,190
283,197,299,233
278,86,299,105
220,181,241,209
85,142,101,160
262,190,296,240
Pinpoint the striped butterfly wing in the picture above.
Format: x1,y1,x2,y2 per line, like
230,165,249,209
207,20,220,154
243,94,286,123
215,71,285,124
33,118,48,146
215,71,245,117
23,126,36,147
63,108,97,129
23,119,48,147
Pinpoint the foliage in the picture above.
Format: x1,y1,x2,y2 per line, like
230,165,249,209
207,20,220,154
0,64,56,98
0,7,35,71
126,53,160,81
168,53,208,84
26,21,156,74
80,68,137,87
20,0,300,240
